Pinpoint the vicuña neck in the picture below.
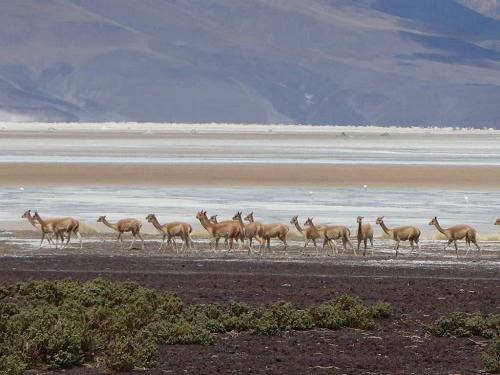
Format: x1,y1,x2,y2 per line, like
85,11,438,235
27,214,39,228
293,221,303,233
378,220,391,235
102,219,117,231
433,220,446,234
150,216,163,232
35,215,50,232
198,215,212,230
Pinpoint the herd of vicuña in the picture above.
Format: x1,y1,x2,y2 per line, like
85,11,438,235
20,210,499,258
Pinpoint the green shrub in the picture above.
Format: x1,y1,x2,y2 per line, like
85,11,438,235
0,354,27,375
268,301,313,331
106,336,137,371
0,279,390,372
228,300,250,316
431,312,500,373
370,302,392,319
252,311,281,336
431,312,499,339
483,335,500,373
310,294,375,330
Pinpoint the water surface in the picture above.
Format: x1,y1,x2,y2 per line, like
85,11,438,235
2,186,499,239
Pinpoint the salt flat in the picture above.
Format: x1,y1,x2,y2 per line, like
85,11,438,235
0,122,499,165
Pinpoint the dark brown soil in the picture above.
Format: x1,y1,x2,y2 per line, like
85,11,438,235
2,254,497,375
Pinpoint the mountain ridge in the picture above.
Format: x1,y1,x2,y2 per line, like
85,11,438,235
1,0,500,127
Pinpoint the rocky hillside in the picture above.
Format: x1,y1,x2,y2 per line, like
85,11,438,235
1,0,500,127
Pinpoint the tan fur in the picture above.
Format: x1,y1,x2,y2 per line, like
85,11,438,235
356,216,374,256
22,209,57,247
304,218,352,255
146,214,194,252
33,212,82,250
376,216,420,257
290,216,327,250
495,218,500,225
230,211,246,250
232,211,263,254
209,214,245,249
254,213,288,251
196,210,240,251
243,212,266,252
97,215,144,250
429,216,480,258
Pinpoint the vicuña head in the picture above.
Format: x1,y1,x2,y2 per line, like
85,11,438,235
304,217,314,226
375,216,384,225
145,214,157,223
22,209,31,219
290,215,298,224
495,218,500,225
244,212,254,222
196,210,207,221
357,216,364,223
97,215,106,223
429,216,438,226
232,211,242,220
209,215,218,223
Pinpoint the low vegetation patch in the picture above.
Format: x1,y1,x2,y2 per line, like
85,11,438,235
430,312,500,373
483,336,500,374
0,279,391,373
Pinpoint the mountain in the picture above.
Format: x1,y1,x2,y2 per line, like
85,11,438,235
460,0,500,19
1,0,500,127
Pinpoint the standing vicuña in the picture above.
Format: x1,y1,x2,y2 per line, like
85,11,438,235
375,216,420,257
243,212,265,252
97,216,144,250
22,209,58,248
305,218,352,255
290,215,326,250
247,213,288,251
33,212,82,250
429,217,480,257
232,211,264,254
146,214,194,252
208,213,244,249
356,216,374,256
196,210,240,251
230,211,246,250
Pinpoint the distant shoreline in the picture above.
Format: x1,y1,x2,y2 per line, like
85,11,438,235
1,122,499,134
2,162,499,188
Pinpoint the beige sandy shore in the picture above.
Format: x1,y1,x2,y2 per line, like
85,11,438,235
1,163,499,188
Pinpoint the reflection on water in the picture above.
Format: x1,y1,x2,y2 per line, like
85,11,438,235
1,186,499,239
